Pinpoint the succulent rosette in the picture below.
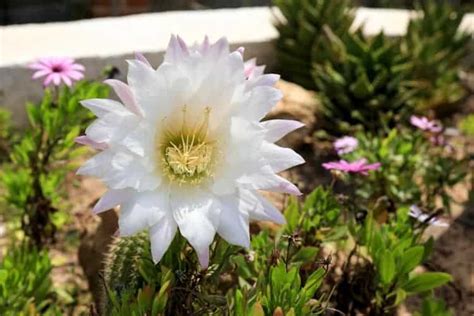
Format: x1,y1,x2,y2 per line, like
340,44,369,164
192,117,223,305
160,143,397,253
76,36,304,267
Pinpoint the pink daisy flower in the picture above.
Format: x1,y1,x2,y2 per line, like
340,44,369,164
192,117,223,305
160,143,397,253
322,158,381,175
334,136,358,155
29,57,85,87
410,115,442,133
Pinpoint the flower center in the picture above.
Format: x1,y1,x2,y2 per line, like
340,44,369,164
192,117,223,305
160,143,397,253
52,65,63,72
158,106,216,185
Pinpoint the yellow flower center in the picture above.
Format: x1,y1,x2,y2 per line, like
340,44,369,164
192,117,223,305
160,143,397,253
158,106,216,185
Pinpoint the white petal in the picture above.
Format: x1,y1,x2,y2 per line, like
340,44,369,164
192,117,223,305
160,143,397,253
128,60,188,121
149,213,177,263
261,119,305,143
85,112,138,144
118,121,154,156
75,135,108,150
239,189,286,224
171,190,219,268
165,35,190,64
246,74,280,89
239,86,282,122
208,37,230,60
195,35,210,54
211,117,264,195
216,195,250,248
251,65,265,78
81,98,129,118
239,165,302,195
79,149,160,192
77,150,114,177
262,142,305,173
105,151,160,191
93,188,134,213
119,190,169,236
104,79,143,116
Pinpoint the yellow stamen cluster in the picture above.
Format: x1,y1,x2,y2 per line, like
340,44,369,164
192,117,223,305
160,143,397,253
158,106,216,185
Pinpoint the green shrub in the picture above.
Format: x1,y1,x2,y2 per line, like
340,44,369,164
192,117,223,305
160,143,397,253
342,128,467,212
342,212,453,315
0,81,109,247
0,245,59,315
0,108,15,162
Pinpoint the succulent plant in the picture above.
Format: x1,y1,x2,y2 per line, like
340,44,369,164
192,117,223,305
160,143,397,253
312,28,415,134
402,0,471,112
100,233,150,314
100,233,174,315
274,0,354,90
104,234,149,295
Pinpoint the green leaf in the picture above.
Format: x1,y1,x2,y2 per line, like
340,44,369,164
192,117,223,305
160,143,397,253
378,250,396,285
403,272,452,293
399,246,424,275
284,197,300,232
394,288,407,306
302,268,326,299
419,297,452,316
234,289,245,316
292,247,319,264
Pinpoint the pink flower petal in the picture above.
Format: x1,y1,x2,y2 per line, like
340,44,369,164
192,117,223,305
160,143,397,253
32,69,51,79
165,35,190,63
52,73,61,86
104,79,143,116
29,62,50,70
61,73,72,86
43,73,55,86
70,63,85,71
75,135,108,150
67,70,84,80
135,52,152,67
322,159,380,174
244,58,256,78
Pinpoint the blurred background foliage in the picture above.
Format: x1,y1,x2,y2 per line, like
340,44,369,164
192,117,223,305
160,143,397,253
274,0,472,135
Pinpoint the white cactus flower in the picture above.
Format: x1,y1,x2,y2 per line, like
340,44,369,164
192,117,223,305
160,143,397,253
77,36,305,267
